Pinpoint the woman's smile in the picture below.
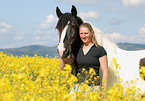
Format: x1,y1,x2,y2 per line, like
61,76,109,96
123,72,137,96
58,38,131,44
79,27,92,44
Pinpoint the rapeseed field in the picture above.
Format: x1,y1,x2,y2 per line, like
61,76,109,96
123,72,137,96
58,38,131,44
0,52,145,101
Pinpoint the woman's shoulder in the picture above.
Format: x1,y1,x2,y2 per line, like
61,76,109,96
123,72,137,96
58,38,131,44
98,45,105,49
93,45,107,56
93,44,105,49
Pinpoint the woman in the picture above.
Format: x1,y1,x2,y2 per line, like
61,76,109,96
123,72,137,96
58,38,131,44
75,23,108,91
59,22,108,91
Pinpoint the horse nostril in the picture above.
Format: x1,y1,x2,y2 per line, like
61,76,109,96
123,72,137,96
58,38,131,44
57,45,69,58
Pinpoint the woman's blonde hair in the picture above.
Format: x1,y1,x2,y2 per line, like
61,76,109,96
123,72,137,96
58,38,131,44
80,23,98,47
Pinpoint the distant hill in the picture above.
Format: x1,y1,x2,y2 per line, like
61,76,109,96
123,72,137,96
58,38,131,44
117,43,145,50
0,43,145,57
0,45,58,57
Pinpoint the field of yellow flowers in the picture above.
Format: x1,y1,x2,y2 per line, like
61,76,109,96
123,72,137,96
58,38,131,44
0,51,145,101
140,66,145,80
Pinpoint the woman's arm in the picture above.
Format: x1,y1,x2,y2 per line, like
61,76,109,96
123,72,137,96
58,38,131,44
99,55,108,90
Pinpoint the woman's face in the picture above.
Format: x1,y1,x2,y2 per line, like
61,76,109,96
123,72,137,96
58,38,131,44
79,26,92,44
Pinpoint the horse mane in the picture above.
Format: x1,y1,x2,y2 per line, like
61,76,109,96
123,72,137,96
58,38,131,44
90,23,118,61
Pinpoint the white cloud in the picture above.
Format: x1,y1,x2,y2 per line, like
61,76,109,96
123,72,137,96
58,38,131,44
139,24,145,34
1,23,11,29
39,23,50,29
32,34,58,47
34,36,50,40
104,32,145,44
0,22,12,33
108,8,118,12
3,44,15,49
122,0,145,6
0,15,58,48
34,14,57,35
41,36,50,40
39,14,56,29
104,32,127,42
34,36,41,40
14,35,23,40
139,27,145,34
0,28,8,33
104,2,120,12
78,11,100,20
32,32,57,47
129,34,145,43
61,0,99,4
33,30,43,35
46,14,56,24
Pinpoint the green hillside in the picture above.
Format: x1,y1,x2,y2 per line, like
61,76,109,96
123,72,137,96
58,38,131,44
0,45,58,57
0,43,145,57
117,43,145,50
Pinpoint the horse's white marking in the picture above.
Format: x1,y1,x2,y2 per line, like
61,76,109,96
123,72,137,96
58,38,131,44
58,23,68,57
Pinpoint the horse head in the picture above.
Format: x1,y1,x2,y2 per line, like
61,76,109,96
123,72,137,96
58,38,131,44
56,5,83,59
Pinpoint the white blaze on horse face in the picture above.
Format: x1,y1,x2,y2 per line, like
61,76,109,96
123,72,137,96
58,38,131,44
58,24,68,57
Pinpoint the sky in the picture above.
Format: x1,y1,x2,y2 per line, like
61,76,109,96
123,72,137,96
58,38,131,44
0,0,145,49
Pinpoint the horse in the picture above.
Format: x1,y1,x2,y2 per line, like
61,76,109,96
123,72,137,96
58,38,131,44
91,25,145,95
56,5,83,74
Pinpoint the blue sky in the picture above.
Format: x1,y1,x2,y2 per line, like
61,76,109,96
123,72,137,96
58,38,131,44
0,0,145,49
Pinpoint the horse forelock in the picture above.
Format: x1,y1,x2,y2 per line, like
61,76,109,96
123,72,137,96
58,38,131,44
56,14,72,33
56,13,82,35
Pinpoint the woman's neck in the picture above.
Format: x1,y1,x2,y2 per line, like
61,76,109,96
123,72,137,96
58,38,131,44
83,42,94,47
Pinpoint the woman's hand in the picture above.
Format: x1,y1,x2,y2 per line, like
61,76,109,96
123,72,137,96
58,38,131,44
99,55,108,91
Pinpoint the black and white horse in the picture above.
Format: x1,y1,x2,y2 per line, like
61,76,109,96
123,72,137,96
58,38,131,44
56,5,83,73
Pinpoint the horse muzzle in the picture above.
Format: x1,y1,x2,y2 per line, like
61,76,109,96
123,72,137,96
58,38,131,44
57,45,69,58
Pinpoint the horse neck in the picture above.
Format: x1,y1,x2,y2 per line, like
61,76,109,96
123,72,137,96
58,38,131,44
93,27,118,60
71,37,82,54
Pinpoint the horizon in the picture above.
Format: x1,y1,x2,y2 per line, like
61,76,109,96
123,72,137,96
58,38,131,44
1,42,145,49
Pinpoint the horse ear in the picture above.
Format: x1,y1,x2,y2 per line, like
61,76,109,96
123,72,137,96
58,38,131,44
71,5,77,17
56,6,63,18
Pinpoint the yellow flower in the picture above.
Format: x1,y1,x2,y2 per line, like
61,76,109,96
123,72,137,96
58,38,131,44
17,73,25,79
89,68,96,75
139,66,145,80
63,64,72,73
81,68,86,73
119,78,123,82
